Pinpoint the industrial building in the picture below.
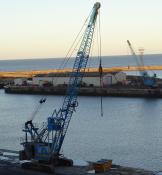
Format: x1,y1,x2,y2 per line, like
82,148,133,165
31,71,127,87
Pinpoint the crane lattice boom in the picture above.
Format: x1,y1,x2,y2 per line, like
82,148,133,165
127,40,156,87
20,2,101,164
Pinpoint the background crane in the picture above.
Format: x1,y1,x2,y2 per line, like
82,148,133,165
19,2,101,171
127,40,156,87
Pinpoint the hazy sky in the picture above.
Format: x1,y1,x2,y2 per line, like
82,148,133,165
0,0,161,59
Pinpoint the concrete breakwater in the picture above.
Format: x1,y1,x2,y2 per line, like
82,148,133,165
4,85,162,97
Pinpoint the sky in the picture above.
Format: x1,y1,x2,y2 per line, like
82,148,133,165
0,0,161,59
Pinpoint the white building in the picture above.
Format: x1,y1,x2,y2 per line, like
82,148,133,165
32,72,127,87
103,72,127,86
14,78,28,86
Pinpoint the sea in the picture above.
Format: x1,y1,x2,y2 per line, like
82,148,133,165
0,54,162,171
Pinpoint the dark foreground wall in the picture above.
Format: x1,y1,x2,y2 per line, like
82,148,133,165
0,159,155,175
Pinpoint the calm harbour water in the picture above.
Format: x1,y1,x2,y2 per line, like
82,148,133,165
0,54,162,171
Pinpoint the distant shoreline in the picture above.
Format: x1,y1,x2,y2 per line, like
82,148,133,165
0,53,161,61
0,65,162,78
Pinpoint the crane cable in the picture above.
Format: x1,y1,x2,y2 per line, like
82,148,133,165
27,97,47,123
51,10,92,115
98,10,103,117
58,10,92,70
52,10,92,89
30,98,46,121
88,15,97,72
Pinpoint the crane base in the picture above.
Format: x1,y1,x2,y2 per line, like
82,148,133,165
21,157,73,173
21,162,54,173
52,157,73,166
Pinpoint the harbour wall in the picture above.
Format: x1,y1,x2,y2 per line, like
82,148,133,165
4,85,162,98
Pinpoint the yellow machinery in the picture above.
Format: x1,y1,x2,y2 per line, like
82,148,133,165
93,159,112,173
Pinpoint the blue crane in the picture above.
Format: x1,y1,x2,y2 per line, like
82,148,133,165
19,2,101,171
127,40,156,87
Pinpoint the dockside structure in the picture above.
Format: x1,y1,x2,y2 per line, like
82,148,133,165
29,71,127,87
